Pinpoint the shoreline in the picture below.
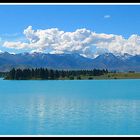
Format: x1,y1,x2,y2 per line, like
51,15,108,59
3,78,140,80
0,69,140,81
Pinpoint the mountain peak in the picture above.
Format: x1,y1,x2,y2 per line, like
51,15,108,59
0,52,140,72
117,53,133,60
96,53,116,60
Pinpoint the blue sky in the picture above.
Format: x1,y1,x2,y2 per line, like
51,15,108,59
0,5,140,37
1,4,140,56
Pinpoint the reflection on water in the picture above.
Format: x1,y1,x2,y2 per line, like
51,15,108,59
1,95,140,135
0,80,140,134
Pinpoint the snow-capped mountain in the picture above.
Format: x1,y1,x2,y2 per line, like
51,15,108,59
0,52,140,72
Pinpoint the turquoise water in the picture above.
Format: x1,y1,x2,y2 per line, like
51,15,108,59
0,79,140,135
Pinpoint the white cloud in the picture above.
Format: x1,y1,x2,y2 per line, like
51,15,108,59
104,15,111,19
3,26,140,58
3,41,29,49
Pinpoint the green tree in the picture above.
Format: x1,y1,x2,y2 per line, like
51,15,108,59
49,69,54,79
77,76,81,80
9,68,16,79
15,68,23,80
44,68,49,79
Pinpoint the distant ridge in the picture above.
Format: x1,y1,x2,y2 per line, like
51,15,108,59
0,52,140,72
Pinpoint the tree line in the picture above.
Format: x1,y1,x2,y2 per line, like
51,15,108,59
0,72,8,78
5,68,108,80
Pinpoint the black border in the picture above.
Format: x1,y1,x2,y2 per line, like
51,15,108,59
0,1,139,3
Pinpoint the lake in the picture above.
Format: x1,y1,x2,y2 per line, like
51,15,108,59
0,79,140,135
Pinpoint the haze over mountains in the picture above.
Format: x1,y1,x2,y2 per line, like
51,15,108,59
0,51,140,72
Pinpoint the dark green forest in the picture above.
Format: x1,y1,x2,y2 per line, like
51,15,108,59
5,68,108,80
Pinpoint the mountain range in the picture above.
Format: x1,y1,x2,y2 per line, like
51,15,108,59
0,52,140,72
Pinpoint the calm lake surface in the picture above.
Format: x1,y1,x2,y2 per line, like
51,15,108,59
0,79,140,135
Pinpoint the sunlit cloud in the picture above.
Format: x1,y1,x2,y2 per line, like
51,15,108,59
3,26,140,58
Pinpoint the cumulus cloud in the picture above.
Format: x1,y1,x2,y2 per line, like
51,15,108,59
3,26,140,58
